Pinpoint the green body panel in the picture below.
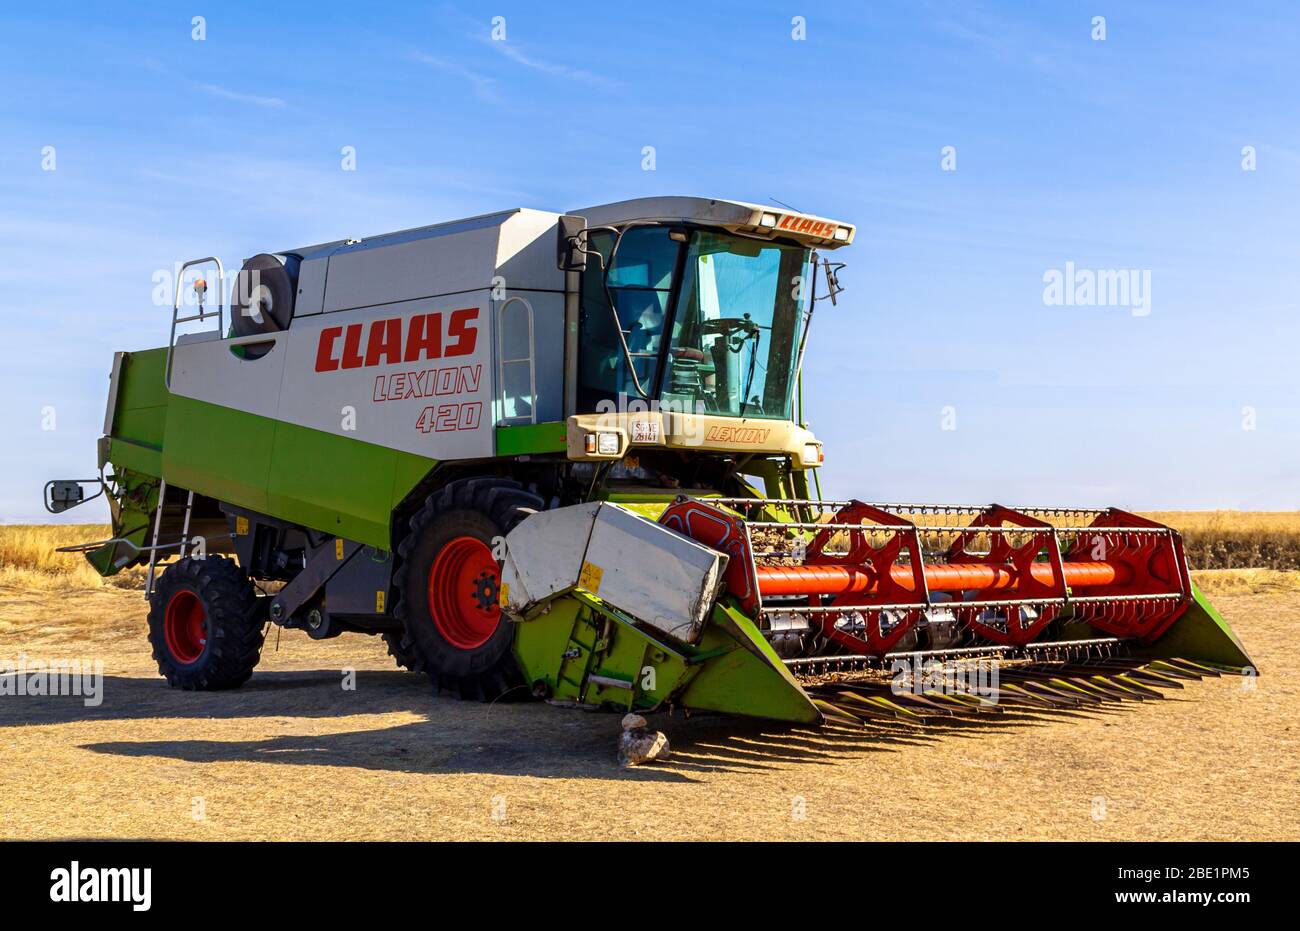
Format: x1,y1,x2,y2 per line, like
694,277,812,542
599,489,728,521
495,421,567,456
513,594,695,712
163,395,278,515
108,437,162,478
512,591,819,724
676,600,819,723
1133,582,1256,671
265,413,436,547
108,349,169,451
739,456,815,501
600,492,678,521
160,396,436,549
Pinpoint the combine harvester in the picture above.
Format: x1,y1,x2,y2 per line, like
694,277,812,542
48,197,1253,726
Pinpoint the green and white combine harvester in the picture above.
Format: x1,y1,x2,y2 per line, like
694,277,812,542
48,197,1254,725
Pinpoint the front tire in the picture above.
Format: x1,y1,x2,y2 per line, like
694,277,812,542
147,556,264,690
392,478,541,700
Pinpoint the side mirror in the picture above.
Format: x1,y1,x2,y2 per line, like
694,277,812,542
811,253,847,306
44,479,88,514
557,215,588,272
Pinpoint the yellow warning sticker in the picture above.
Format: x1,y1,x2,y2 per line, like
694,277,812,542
499,582,510,606
578,561,604,593
234,516,248,535
375,590,385,613
335,539,344,560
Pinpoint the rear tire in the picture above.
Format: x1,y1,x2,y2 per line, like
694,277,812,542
392,478,541,700
147,556,264,690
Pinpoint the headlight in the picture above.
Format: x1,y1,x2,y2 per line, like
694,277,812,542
585,432,621,455
803,442,824,466
759,212,778,228
833,226,850,242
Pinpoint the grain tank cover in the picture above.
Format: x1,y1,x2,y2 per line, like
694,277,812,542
284,208,564,316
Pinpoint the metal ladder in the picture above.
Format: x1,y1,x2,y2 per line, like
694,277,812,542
496,295,537,425
165,257,226,389
144,479,196,600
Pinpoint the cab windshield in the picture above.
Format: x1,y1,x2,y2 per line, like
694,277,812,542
663,231,809,419
576,227,811,420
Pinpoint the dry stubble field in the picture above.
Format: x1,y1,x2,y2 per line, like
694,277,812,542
1,520,1298,841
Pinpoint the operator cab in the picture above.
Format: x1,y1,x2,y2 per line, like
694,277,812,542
564,197,853,423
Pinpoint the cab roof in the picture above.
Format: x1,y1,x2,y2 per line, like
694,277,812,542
570,196,855,248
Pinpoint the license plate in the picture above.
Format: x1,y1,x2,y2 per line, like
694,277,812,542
630,420,660,443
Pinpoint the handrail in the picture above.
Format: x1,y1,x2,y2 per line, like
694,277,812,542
166,256,226,389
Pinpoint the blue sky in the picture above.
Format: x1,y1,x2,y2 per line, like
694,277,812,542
2,0,1298,522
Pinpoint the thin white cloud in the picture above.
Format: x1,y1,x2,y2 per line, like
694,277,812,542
431,4,616,90
198,83,286,109
411,52,501,104
486,40,617,89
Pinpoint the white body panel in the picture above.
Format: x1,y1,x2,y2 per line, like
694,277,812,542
323,225,502,312
170,331,286,421
286,294,496,459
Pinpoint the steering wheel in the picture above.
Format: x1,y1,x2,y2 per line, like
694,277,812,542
700,316,759,353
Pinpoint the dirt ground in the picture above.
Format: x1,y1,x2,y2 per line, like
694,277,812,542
1,582,1296,841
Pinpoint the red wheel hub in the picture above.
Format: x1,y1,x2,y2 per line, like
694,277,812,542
427,536,502,650
164,589,208,664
